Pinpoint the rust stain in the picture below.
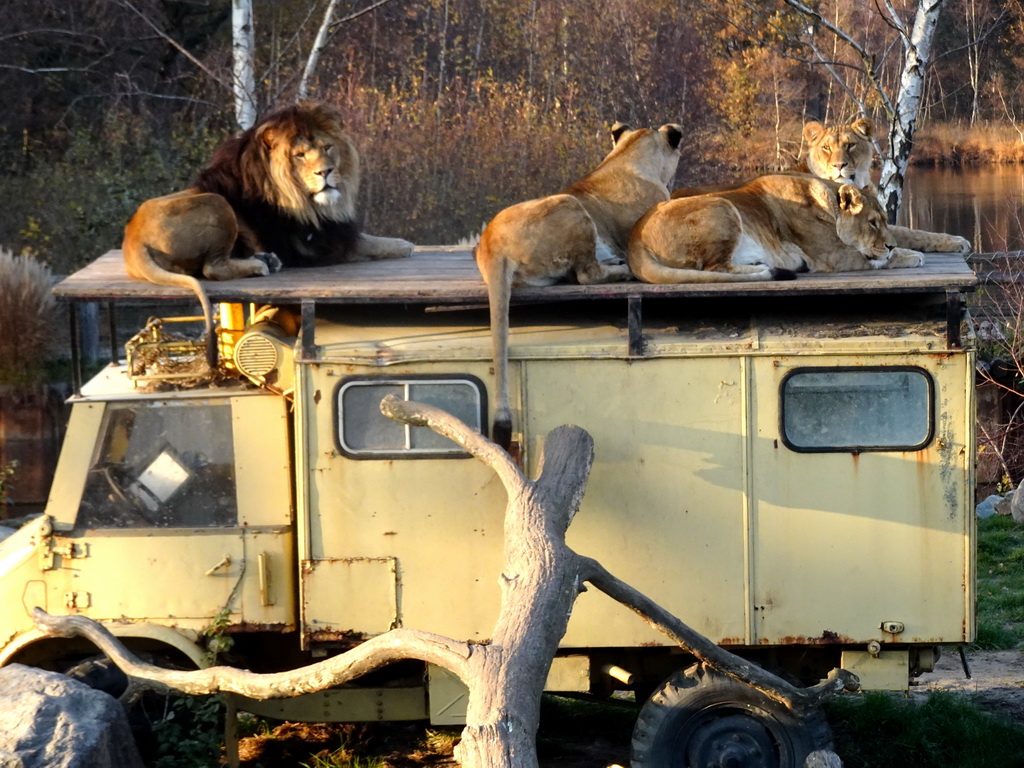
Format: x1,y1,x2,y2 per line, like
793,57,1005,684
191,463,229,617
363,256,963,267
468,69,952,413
225,622,290,633
305,629,369,646
762,630,854,646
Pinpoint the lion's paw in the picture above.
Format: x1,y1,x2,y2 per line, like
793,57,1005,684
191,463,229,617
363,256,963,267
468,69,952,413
951,236,972,256
888,248,924,269
255,252,283,274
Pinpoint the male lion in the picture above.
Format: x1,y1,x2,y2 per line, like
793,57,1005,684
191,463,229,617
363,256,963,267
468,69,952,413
629,174,926,284
122,102,413,366
475,122,683,445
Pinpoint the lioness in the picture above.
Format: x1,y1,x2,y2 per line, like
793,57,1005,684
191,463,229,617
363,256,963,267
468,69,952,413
673,118,971,256
122,102,413,366
629,174,926,284
796,118,971,255
475,122,683,445
795,117,875,188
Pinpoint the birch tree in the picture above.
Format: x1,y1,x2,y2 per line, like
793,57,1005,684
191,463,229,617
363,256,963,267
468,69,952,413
232,0,258,129
34,396,855,768
782,0,949,222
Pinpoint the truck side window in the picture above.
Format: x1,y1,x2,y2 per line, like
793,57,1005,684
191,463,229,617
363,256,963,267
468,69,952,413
77,401,238,528
780,367,933,452
335,376,485,458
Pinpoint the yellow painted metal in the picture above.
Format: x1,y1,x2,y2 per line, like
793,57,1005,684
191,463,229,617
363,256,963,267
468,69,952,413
525,357,749,647
748,353,972,645
232,395,293,527
302,557,398,636
230,686,428,723
426,655,591,725
299,360,506,642
840,650,911,691
306,311,974,661
44,403,104,526
427,664,469,725
217,303,248,371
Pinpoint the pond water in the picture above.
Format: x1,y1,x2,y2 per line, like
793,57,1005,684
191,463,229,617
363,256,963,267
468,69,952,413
900,165,1024,253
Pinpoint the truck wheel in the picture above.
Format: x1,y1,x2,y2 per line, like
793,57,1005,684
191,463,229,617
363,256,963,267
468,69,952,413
631,663,832,768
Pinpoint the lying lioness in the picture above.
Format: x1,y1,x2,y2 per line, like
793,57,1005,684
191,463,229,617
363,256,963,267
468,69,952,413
628,174,927,284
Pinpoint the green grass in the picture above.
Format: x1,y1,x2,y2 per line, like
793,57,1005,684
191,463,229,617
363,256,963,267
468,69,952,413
827,691,1024,768
975,515,1024,649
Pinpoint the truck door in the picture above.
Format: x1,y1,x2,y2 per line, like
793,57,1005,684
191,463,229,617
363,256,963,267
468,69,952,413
748,355,973,646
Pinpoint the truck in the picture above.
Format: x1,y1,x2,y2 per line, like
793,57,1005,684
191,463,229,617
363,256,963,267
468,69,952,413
0,245,977,766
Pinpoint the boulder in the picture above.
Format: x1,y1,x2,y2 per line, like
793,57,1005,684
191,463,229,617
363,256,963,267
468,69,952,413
1012,484,1024,524
0,663,144,768
977,494,1002,519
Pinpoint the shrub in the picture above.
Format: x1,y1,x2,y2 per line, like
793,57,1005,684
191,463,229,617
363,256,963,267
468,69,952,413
0,247,56,387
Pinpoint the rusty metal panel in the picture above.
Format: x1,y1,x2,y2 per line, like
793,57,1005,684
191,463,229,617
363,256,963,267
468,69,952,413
841,650,911,691
749,353,973,646
50,531,246,627
231,686,428,722
231,395,293,527
525,358,750,647
301,557,398,640
299,359,506,642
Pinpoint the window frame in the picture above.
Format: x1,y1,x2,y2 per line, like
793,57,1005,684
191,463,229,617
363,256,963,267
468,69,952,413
334,374,488,460
779,365,935,454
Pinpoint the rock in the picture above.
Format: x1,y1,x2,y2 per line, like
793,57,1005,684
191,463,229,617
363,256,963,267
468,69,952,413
977,494,1002,519
0,663,144,768
805,750,843,768
1011,484,1024,524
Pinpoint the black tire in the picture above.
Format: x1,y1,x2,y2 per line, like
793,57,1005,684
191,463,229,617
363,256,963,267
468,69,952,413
631,663,832,768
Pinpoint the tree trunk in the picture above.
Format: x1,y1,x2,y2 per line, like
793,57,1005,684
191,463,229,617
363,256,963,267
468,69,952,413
299,0,343,100
232,0,257,129
33,395,856,768
878,0,945,223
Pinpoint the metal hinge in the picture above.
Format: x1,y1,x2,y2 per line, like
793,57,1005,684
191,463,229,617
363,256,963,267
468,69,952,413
39,540,89,571
65,591,91,610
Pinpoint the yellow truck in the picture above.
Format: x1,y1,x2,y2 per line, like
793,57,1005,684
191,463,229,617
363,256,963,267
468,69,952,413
0,247,976,766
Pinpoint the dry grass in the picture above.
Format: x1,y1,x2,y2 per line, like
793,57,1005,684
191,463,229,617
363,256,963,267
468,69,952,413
0,247,56,387
914,122,1024,166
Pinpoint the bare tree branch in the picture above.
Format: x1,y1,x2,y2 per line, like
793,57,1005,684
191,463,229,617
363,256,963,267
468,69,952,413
381,394,525,490
118,0,231,91
578,556,859,712
32,608,472,697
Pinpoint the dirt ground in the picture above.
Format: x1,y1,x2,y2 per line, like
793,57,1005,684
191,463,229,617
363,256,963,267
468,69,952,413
236,649,1024,767
912,647,1024,723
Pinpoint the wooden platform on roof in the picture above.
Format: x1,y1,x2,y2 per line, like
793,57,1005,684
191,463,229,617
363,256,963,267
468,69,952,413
55,246,977,306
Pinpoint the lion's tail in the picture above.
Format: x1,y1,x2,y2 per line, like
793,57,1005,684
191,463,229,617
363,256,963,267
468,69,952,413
478,244,515,451
121,238,218,369
635,254,793,284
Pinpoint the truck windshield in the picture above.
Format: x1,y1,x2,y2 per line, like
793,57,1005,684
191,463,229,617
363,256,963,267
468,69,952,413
76,400,238,528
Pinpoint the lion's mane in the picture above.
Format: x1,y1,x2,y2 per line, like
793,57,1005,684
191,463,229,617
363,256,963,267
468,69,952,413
193,103,361,267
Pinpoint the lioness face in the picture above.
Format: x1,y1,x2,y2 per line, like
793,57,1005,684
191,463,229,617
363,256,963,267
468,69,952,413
804,118,873,184
835,184,894,260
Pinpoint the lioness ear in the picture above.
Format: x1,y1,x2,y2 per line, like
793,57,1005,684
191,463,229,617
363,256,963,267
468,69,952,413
803,121,825,143
660,123,684,150
610,122,631,145
851,117,874,139
838,184,864,214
